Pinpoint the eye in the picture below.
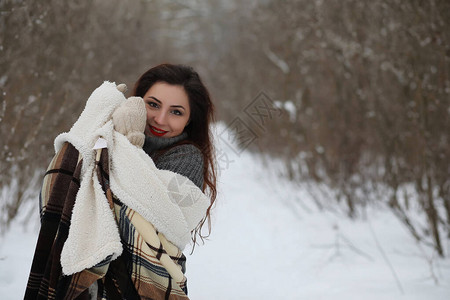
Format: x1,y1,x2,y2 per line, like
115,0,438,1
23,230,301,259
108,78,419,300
171,109,183,116
147,101,159,108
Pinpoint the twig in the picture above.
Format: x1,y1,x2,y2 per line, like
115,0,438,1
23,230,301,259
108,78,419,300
367,218,404,294
339,234,374,261
415,240,439,284
311,224,374,262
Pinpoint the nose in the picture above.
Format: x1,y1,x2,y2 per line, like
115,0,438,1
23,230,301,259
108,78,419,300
154,110,167,125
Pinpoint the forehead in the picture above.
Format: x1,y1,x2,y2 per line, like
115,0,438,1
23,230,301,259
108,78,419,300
144,82,189,106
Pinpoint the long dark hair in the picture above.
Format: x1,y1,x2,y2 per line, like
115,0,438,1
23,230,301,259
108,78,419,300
133,63,217,245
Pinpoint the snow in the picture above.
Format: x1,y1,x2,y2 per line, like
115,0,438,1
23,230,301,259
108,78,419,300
1,124,450,299
274,100,297,122
0,216,39,299
185,146,450,299
263,45,290,74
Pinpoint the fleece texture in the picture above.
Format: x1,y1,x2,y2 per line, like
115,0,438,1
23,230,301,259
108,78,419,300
55,82,210,275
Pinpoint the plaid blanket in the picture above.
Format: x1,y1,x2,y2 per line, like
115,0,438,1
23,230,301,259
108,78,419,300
25,142,189,299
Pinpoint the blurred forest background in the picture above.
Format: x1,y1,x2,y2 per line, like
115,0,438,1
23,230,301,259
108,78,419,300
1,0,449,257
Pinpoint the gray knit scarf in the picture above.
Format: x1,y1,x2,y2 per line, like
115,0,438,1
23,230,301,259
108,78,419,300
143,132,188,155
142,132,204,189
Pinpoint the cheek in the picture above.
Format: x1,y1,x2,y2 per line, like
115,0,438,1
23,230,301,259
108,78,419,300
172,118,187,132
179,118,190,131
183,118,190,128
181,112,190,128
145,108,152,122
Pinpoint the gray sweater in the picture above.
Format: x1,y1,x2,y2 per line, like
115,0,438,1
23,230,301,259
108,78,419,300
142,132,204,189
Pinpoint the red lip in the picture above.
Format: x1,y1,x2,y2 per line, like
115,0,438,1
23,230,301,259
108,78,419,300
149,125,168,137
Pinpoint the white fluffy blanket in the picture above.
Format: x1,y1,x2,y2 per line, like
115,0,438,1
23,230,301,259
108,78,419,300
55,82,209,275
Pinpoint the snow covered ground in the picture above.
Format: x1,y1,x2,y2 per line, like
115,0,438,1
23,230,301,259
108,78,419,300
1,126,450,299
186,147,450,299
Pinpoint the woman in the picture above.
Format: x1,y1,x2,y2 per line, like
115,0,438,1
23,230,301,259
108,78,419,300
25,64,217,299
135,64,216,202
125,63,217,241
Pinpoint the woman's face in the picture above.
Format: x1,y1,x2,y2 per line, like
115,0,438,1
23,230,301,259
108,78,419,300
142,82,191,138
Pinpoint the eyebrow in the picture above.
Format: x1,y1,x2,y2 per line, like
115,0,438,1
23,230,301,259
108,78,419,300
149,96,186,111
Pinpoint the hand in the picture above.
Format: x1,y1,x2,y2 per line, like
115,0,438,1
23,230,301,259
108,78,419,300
112,96,146,148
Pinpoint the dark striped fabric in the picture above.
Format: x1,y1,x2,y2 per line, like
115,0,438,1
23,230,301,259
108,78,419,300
25,143,190,299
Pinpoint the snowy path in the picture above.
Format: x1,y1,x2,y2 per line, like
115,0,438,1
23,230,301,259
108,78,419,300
1,136,450,299
185,147,450,299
